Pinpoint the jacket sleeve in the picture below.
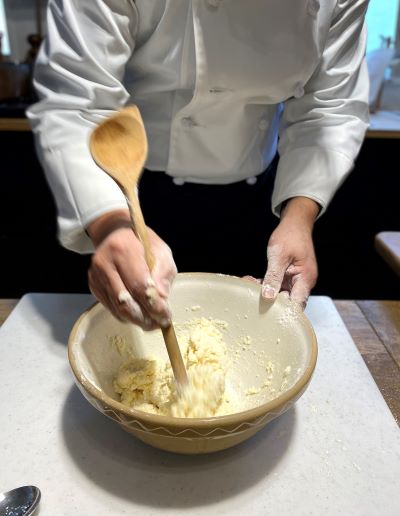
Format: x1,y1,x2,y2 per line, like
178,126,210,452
27,0,138,253
272,0,369,216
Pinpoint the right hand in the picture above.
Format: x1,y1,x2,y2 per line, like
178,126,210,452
87,210,177,330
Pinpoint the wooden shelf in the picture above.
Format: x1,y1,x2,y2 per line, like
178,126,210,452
0,117,400,138
366,129,400,139
0,118,31,131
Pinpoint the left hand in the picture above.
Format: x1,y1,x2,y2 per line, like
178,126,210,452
261,197,319,309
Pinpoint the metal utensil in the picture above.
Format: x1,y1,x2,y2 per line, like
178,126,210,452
0,485,41,515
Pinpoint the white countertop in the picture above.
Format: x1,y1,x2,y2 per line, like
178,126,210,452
0,294,399,516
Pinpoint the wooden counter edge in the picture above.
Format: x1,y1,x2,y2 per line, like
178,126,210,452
335,300,400,426
0,299,19,326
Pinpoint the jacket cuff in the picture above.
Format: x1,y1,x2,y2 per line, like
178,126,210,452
36,142,128,254
59,201,130,253
272,146,354,217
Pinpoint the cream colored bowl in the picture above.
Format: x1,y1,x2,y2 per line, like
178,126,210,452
68,273,317,454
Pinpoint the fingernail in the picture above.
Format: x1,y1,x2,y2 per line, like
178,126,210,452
262,283,277,299
145,288,158,306
118,290,131,303
146,277,156,288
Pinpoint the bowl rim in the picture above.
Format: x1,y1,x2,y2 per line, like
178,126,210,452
68,272,318,429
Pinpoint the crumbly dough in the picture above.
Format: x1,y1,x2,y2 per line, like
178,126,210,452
114,318,230,418
113,317,294,418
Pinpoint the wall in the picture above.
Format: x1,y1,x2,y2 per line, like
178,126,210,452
0,131,399,300
4,0,47,62
4,1,400,63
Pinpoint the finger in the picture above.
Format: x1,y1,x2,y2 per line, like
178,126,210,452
289,276,311,310
242,276,262,284
115,255,172,327
262,245,290,300
150,240,177,298
88,268,128,323
90,261,156,330
100,231,172,326
280,273,293,293
117,290,158,331
88,279,109,312
101,267,156,329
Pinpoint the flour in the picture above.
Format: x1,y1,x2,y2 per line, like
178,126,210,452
278,303,302,329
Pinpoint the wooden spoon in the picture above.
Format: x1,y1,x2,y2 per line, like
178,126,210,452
90,105,188,388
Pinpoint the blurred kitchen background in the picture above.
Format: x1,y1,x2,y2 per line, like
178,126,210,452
0,0,399,299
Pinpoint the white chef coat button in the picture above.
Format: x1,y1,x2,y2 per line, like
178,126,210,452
181,116,195,128
294,83,305,98
172,177,185,186
307,0,320,17
207,0,221,8
258,119,268,130
246,176,258,186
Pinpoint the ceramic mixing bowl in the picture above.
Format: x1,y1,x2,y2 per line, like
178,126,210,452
68,273,317,454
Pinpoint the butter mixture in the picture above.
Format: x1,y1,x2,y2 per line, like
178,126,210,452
114,318,230,418
113,316,295,418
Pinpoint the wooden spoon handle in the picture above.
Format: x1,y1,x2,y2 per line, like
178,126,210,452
125,188,189,387
125,189,155,270
161,326,189,387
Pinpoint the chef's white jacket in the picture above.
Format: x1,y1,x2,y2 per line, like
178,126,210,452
27,0,369,253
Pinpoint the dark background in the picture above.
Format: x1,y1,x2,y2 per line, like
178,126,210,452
0,131,398,300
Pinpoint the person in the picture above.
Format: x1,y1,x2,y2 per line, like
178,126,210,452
28,0,369,330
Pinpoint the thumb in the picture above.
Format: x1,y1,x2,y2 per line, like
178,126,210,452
262,246,289,300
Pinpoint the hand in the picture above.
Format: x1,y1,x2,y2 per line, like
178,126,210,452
87,210,177,330
262,197,319,309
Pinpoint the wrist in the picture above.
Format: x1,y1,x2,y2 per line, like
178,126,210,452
280,197,320,230
86,209,131,248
